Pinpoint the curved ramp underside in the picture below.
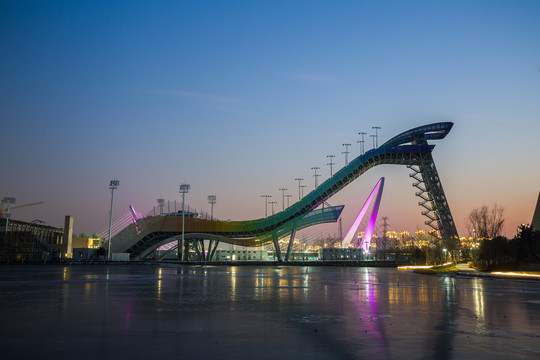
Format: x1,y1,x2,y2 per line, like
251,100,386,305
133,205,344,260
110,122,457,258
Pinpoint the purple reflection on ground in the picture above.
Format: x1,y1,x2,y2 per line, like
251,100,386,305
351,270,390,359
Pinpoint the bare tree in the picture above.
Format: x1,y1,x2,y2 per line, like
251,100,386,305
466,204,505,239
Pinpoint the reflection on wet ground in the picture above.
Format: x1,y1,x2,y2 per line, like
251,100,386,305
1,265,539,359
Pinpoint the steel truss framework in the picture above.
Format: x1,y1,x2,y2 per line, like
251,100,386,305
108,122,458,260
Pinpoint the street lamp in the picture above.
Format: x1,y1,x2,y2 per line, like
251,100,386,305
278,188,287,211
261,195,271,218
342,143,351,165
372,126,381,148
208,195,217,220
358,132,367,155
179,183,191,261
326,155,335,177
294,178,304,201
108,179,120,261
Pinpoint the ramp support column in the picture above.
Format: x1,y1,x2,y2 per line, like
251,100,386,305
273,236,282,262
285,228,296,262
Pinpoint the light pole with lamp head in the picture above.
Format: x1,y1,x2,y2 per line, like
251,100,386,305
261,195,271,218
294,178,304,201
326,155,335,177
3,197,15,238
300,185,307,199
372,126,381,148
179,183,191,261
269,201,277,215
208,195,217,220
358,132,367,155
278,188,287,211
342,143,351,165
108,179,120,261
285,194,292,208
157,198,165,216
311,167,320,189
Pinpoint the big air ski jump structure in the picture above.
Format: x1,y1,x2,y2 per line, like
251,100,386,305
106,122,459,261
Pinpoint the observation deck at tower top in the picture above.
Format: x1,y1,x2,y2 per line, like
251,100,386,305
383,122,453,146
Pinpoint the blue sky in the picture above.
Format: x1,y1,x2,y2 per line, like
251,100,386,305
1,0,539,238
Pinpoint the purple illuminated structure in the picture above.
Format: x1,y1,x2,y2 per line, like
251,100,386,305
129,205,143,234
341,178,385,253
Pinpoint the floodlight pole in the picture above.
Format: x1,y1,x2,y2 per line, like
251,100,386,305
208,195,217,220
326,155,335,177
278,188,287,211
269,201,277,215
285,194,292,208
179,183,191,261
372,126,381,148
3,197,15,238
342,143,351,165
157,198,165,216
294,178,304,201
358,132,367,155
107,179,120,261
300,185,307,199
370,134,376,149
311,167,320,189
261,195,271,218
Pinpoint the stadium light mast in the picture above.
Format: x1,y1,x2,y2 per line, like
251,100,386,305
179,183,191,261
269,201,277,215
208,195,217,220
370,134,376,149
261,195,272,218
326,155,335,177
295,178,304,201
358,132,367,155
278,188,287,211
157,198,165,216
342,143,351,165
107,179,120,261
372,126,381,148
285,194,292,208
311,167,320,189
3,197,15,238
300,185,307,199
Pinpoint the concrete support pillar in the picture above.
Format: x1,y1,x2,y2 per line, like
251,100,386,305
209,240,219,261
285,228,296,262
272,236,282,262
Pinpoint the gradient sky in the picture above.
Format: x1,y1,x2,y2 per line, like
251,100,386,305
1,0,539,239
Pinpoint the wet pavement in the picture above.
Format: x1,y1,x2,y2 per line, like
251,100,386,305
1,264,539,359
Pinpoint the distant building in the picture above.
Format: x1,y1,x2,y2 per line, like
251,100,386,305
215,249,268,261
166,211,201,219
318,248,364,261
72,236,104,260
0,218,67,261
72,236,103,249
